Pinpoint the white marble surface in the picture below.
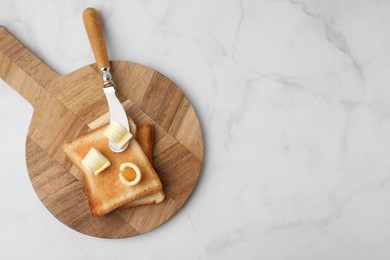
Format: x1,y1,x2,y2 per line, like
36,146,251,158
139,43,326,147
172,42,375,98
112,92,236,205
1,0,390,259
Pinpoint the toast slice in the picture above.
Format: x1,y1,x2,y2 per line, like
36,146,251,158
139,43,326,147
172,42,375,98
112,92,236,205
66,124,165,210
119,124,164,209
64,123,163,217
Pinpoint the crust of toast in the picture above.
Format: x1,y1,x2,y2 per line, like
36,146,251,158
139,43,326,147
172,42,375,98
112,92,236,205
136,125,154,161
63,123,163,217
118,190,165,209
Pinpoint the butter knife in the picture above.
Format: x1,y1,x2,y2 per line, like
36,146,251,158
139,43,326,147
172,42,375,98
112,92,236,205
82,7,130,152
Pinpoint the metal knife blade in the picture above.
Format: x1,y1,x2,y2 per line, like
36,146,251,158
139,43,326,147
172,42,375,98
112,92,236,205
103,85,130,152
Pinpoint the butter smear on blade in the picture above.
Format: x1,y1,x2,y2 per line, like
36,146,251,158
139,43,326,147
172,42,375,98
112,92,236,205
104,120,132,149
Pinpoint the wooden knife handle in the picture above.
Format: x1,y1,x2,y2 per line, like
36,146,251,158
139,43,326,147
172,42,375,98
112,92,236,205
82,7,110,69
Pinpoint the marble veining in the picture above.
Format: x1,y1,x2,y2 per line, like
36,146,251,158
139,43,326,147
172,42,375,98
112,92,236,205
1,0,390,259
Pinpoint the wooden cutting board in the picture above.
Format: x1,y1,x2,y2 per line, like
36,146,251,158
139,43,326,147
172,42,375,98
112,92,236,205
0,26,203,238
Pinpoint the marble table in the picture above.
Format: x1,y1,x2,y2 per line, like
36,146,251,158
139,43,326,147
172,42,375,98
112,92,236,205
1,0,390,259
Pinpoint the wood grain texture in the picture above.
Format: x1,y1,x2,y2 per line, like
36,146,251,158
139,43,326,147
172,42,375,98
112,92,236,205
82,8,109,69
0,26,203,238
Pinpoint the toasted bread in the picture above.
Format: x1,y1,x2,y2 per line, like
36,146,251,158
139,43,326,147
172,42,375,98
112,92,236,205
118,124,165,209
64,122,163,217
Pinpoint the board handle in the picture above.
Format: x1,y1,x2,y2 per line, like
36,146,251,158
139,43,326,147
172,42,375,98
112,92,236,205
82,8,110,70
0,26,60,105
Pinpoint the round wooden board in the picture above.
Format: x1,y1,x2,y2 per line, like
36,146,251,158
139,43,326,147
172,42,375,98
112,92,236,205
0,27,203,238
